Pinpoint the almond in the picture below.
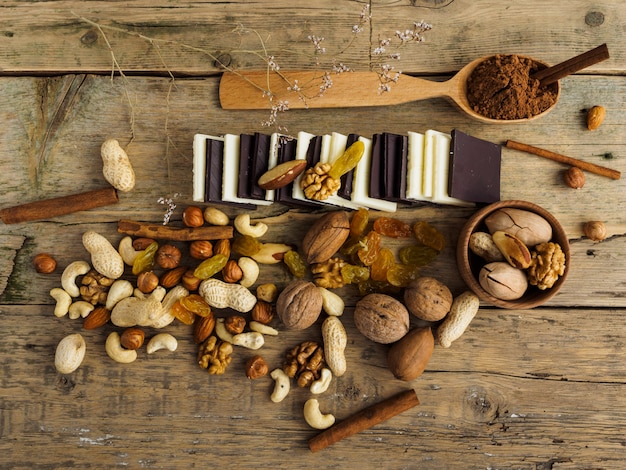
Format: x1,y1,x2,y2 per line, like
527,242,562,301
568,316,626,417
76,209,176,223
83,306,111,330
586,105,606,130
193,313,216,344
258,159,307,190
160,266,187,288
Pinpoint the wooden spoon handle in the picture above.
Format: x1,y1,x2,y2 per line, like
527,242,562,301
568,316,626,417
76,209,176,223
219,70,452,109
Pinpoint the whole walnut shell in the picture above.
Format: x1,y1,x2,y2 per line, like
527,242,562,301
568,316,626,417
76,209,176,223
354,293,410,344
404,277,453,322
276,280,323,330
302,211,350,264
387,327,434,381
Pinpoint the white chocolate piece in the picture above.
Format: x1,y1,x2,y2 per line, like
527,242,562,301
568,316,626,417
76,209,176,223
429,130,474,207
292,131,320,204
406,131,430,202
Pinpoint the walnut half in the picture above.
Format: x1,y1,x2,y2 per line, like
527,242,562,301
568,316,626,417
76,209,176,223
300,162,340,201
527,242,566,290
283,341,326,387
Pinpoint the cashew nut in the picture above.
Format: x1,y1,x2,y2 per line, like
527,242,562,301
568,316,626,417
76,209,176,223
151,285,188,329
68,300,95,320
270,368,291,403
303,398,335,429
118,236,141,266
249,321,278,336
232,331,264,350
105,331,137,364
215,318,234,343
146,333,178,354
310,368,333,395
105,279,134,310
61,261,91,297
237,256,259,288
50,288,72,317
234,214,268,238
203,206,229,226
319,287,345,316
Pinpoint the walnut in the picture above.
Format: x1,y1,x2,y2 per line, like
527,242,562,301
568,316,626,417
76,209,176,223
300,162,341,201
527,242,566,290
197,335,233,375
311,257,346,288
80,269,114,305
283,341,326,387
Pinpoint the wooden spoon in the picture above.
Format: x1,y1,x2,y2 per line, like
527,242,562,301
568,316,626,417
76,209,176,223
219,54,561,124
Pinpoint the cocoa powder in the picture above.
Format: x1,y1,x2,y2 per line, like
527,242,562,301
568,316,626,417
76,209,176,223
466,54,558,120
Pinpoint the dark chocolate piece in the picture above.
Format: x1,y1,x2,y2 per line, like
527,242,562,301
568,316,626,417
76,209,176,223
338,133,360,200
383,133,408,201
205,138,224,203
275,136,300,205
449,129,501,203
238,134,254,199
369,134,384,199
250,133,271,199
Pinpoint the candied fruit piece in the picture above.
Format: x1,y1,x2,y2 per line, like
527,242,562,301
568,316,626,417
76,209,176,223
370,248,395,282
284,250,306,278
373,217,412,238
328,141,365,179
341,264,370,284
350,207,370,238
387,263,420,287
194,254,228,280
399,245,438,267
171,299,196,325
180,294,212,317
232,235,262,257
413,221,446,252
357,231,381,266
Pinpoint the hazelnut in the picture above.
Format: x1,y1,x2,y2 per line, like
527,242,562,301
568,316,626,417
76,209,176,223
583,221,607,242
120,327,145,350
244,355,269,380
183,206,204,227
563,167,585,189
251,300,274,324
155,244,181,269
132,237,156,250
137,271,159,293
256,283,278,303
213,239,231,258
33,253,57,274
182,269,201,291
224,315,246,335
222,260,243,283
189,240,213,260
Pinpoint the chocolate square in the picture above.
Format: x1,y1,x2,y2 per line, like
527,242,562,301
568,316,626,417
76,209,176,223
205,138,224,203
250,133,271,199
237,134,254,199
449,129,501,203
369,134,384,199
338,133,360,200
383,133,408,201
275,136,301,205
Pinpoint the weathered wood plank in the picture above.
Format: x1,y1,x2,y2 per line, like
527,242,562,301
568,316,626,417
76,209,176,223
1,305,625,468
0,0,622,75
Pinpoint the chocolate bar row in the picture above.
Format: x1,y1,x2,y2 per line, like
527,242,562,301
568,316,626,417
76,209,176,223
192,129,501,211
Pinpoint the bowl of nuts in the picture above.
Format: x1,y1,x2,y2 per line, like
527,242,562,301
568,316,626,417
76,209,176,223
456,200,570,309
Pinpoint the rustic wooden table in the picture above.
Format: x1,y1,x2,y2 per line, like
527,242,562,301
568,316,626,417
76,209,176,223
1,1,625,468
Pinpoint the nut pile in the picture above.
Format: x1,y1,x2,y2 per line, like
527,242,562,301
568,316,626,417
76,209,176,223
469,207,566,299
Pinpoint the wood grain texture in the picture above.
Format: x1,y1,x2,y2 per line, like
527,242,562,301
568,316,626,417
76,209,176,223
1,0,625,468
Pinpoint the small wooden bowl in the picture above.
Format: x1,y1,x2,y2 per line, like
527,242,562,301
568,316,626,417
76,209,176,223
456,200,570,309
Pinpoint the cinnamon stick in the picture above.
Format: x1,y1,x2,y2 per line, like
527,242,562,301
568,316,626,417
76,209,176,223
505,140,621,180
308,389,420,453
0,187,118,224
531,43,609,87
118,219,233,241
